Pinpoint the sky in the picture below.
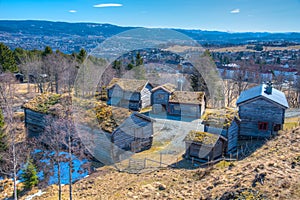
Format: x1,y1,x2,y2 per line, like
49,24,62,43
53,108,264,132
0,0,299,32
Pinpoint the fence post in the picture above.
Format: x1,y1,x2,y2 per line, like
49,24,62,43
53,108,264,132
144,158,146,169
160,152,162,168
128,159,131,168
192,157,194,166
236,149,239,161
208,156,210,168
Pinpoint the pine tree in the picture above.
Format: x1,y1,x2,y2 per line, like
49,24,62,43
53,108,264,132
0,43,18,72
77,48,87,63
21,159,39,190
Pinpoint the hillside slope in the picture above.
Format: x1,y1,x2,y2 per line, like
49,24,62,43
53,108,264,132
18,126,300,200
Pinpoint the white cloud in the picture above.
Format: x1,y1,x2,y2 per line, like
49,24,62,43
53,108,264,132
93,3,123,8
69,10,77,13
230,9,240,14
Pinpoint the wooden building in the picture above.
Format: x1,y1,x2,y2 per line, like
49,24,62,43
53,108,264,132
24,108,48,138
111,113,154,160
168,91,206,118
107,78,153,111
236,83,289,139
184,131,227,161
151,83,176,113
202,108,239,154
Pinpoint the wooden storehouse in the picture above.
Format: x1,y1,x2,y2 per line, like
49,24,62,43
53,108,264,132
236,83,289,139
184,131,227,161
168,91,206,118
202,108,239,154
24,108,48,138
151,83,176,113
111,113,154,160
23,93,63,138
107,78,153,111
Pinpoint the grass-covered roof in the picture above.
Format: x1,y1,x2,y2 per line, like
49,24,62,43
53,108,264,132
184,130,220,146
23,93,63,114
24,93,131,133
169,91,204,104
202,108,238,128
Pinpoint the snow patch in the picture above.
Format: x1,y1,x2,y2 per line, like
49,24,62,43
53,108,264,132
25,190,45,200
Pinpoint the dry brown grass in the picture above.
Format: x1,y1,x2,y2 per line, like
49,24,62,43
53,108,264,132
14,126,300,200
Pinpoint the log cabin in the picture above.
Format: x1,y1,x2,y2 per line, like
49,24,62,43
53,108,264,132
184,130,227,161
107,78,153,111
151,83,176,113
111,112,154,161
236,83,289,139
202,108,239,154
168,91,206,118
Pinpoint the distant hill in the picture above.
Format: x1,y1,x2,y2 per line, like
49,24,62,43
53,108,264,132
0,20,300,53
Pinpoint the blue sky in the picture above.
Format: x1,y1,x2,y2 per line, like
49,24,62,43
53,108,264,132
0,0,299,32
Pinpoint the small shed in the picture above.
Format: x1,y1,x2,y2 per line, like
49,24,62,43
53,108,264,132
236,83,289,138
202,108,239,154
23,93,62,138
107,78,153,111
111,112,155,157
184,131,227,161
151,83,176,113
168,91,205,118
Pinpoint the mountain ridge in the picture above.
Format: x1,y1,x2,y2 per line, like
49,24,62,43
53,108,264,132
1,20,300,53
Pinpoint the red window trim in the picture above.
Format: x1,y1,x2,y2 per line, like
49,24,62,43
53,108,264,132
258,122,268,131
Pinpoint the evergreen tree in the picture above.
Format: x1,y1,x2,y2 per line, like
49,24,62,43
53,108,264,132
21,159,39,190
0,43,18,72
77,48,87,63
42,46,53,56
135,52,143,66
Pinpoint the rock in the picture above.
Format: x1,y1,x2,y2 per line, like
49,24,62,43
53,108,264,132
158,184,166,191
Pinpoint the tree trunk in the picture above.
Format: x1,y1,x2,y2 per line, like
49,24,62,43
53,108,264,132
57,162,62,200
55,73,59,94
68,133,73,200
13,141,18,200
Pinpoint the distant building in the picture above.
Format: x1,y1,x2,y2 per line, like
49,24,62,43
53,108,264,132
236,83,289,138
107,78,153,111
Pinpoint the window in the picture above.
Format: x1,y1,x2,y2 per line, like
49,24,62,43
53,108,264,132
258,122,268,131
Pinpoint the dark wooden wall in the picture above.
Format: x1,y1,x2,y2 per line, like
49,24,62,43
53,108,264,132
238,98,285,138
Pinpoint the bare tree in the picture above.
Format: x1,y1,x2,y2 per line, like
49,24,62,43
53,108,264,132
0,73,28,200
233,67,249,96
223,79,238,107
36,95,89,200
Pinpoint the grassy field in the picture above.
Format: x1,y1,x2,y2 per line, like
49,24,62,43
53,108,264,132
284,116,300,130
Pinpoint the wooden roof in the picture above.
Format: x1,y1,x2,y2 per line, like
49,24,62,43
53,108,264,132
107,78,150,92
169,91,204,104
151,83,176,94
184,130,226,147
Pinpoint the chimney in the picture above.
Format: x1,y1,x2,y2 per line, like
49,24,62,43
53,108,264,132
265,81,273,95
